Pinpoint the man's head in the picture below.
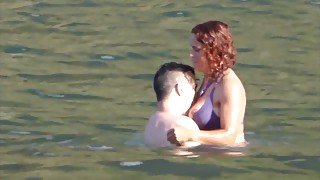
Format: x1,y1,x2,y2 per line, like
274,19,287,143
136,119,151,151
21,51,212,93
153,62,196,103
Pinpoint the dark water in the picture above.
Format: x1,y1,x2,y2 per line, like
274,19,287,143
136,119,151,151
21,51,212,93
0,0,319,179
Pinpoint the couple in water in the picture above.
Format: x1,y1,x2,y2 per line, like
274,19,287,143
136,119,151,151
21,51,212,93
144,20,246,148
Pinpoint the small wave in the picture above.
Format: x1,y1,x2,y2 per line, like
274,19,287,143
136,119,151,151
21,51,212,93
26,89,111,101
11,131,31,135
161,11,191,17
120,161,143,167
87,145,113,151
57,139,73,145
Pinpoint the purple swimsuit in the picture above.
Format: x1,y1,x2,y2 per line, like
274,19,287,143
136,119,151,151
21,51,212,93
193,83,221,130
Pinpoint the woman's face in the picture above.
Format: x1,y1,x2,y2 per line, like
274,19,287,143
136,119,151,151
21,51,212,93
189,34,208,73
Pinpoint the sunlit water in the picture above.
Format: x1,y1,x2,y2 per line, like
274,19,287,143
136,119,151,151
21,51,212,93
0,0,319,179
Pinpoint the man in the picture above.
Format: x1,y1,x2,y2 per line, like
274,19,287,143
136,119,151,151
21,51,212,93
144,62,200,148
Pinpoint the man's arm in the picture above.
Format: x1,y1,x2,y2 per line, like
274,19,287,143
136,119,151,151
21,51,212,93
167,116,200,146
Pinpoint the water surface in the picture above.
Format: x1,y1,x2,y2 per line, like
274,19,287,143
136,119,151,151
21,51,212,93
0,0,319,179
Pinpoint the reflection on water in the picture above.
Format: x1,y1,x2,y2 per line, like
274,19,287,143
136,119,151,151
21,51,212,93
1,0,319,179
171,145,247,158
100,158,250,179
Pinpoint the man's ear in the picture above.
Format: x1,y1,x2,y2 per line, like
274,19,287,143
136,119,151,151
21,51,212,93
174,83,183,96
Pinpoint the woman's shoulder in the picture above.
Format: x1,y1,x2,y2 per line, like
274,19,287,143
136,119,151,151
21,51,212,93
221,70,244,89
215,70,246,99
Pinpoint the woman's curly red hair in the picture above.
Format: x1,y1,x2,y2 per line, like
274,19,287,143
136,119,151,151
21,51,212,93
191,21,236,82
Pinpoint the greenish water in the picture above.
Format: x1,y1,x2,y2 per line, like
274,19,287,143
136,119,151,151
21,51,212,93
0,0,319,179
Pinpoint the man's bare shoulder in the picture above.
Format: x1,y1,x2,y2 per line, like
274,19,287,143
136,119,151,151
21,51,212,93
145,111,179,131
146,112,198,130
176,116,200,131
148,111,175,123
144,112,174,147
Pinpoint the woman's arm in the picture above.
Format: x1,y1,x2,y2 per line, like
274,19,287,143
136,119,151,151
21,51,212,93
195,76,246,144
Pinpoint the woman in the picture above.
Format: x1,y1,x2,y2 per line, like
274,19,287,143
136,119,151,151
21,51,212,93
167,20,246,146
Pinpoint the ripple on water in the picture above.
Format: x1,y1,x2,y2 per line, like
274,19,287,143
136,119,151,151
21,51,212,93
231,0,273,5
17,114,39,123
69,30,101,36
288,48,307,54
100,159,249,178
58,60,110,67
129,74,154,80
26,89,112,101
43,165,86,172
10,131,31,135
25,176,43,180
196,3,246,11
87,145,113,151
17,11,50,24
126,52,147,60
309,0,320,7
56,22,91,28
0,120,24,126
245,131,256,135
294,116,319,121
0,163,42,172
120,161,143,167
246,10,273,15
0,75,8,79
92,54,125,61
3,45,46,55
18,73,119,82
124,133,146,147
116,101,156,107
107,42,159,47
10,116,63,127
166,29,185,35
161,11,191,17
0,140,6,146
32,1,98,8
57,139,73,145
95,124,137,133
269,35,299,41
244,165,304,174
7,145,55,157
237,48,254,53
10,130,47,136
157,2,175,8
49,133,93,145
260,107,292,115
148,51,179,59
237,63,271,69
253,153,319,172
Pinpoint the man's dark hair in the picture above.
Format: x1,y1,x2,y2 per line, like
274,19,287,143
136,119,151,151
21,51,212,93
153,62,195,101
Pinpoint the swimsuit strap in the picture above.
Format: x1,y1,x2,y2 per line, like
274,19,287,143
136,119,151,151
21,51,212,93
200,80,214,96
